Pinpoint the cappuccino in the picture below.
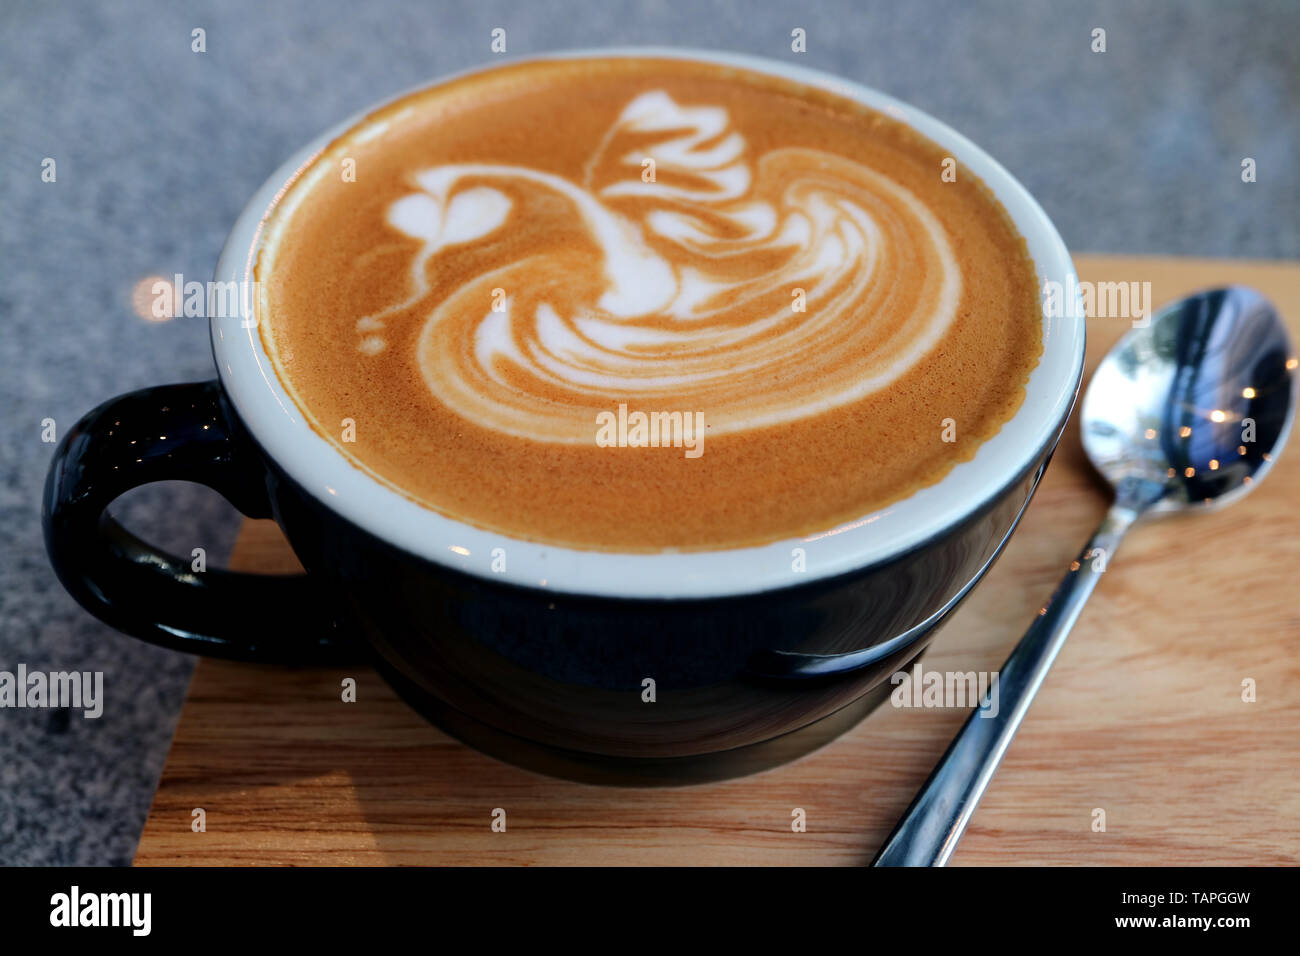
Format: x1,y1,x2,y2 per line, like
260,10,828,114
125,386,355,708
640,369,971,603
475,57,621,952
257,56,1042,551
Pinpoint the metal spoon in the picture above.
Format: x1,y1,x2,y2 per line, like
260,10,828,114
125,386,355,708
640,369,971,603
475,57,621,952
872,285,1298,866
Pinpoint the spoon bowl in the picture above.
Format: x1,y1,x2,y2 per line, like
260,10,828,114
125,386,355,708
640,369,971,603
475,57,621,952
1082,286,1297,514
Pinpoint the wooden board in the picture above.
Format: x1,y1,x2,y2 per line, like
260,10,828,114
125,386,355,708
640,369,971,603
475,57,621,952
135,256,1300,866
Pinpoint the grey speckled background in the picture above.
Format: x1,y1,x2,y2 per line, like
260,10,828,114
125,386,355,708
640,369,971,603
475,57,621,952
2,0,1297,865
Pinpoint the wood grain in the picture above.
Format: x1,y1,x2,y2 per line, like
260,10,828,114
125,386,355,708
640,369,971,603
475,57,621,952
135,255,1300,866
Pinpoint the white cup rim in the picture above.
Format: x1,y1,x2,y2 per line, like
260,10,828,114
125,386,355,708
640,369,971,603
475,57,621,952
211,46,1084,600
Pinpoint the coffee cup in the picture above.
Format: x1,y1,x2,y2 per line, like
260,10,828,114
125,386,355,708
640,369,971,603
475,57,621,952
43,48,1083,782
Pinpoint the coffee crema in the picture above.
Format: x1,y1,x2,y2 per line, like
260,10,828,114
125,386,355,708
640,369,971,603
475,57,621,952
257,56,1043,552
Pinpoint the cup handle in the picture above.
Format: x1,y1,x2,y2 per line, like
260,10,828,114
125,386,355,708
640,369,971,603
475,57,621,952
42,380,358,662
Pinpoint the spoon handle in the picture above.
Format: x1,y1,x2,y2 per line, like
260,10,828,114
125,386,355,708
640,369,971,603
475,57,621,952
871,502,1139,866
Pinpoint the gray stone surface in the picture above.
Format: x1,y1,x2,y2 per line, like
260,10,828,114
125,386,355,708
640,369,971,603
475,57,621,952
1,0,1296,865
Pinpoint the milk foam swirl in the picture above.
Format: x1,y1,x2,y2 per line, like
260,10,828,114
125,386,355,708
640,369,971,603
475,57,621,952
353,91,962,441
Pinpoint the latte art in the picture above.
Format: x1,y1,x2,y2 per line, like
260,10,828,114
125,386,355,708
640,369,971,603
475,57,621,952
259,57,1042,551
355,91,962,442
